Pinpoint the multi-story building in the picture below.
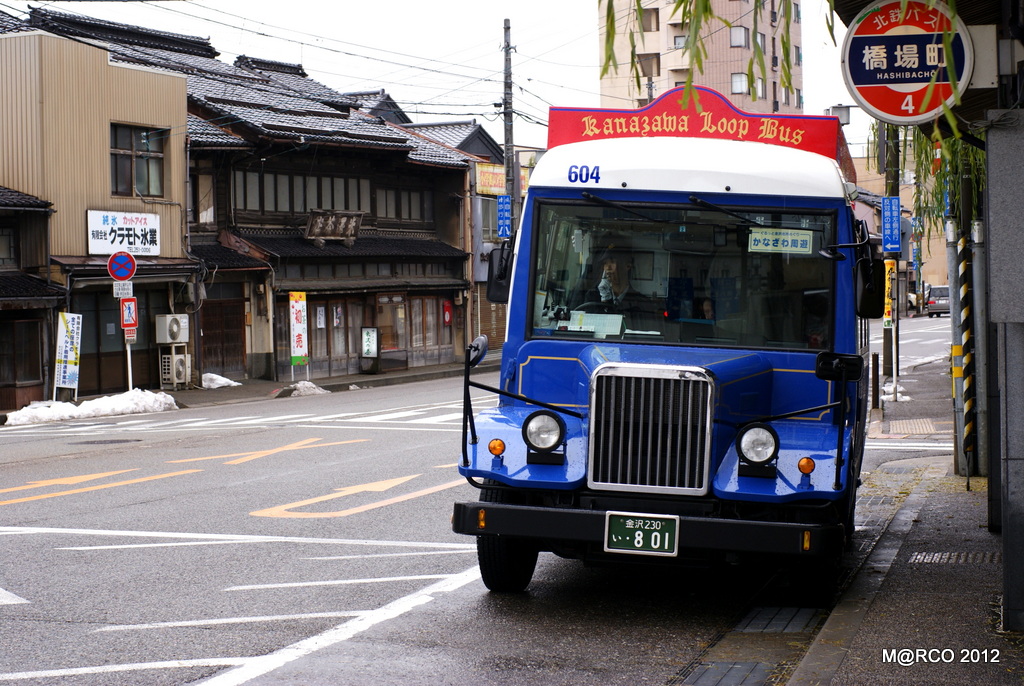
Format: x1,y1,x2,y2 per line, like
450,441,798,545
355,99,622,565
0,12,195,402
0,7,490,412
599,0,805,113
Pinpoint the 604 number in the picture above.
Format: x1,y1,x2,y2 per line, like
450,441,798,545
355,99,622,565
567,165,601,184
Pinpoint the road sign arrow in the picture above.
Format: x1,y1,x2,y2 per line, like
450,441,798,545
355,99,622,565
250,474,422,518
0,470,138,494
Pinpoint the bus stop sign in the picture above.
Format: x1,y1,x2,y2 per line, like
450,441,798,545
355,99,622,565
841,0,974,125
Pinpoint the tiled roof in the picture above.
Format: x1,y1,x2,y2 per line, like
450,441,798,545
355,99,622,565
342,90,412,125
26,9,469,169
0,185,50,209
28,8,218,57
0,272,64,300
405,121,478,149
190,243,269,269
405,120,504,164
239,231,468,260
187,114,251,148
0,9,33,34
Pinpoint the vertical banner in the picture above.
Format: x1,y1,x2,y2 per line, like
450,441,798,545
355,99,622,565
883,259,896,328
289,291,308,366
55,312,83,394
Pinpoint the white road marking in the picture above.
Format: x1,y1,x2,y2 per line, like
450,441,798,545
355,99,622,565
0,659,249,681
225,574,452,592
868,444,954,454
0,525,475,550
408,412,464,424
195,567,481,685
95,611,369,632
0,587,29,605
304,549,477,561
57,540,261,551
226,415,315,425
347,409,428,421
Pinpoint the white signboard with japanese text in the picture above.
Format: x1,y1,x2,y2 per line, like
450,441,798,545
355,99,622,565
55,312,82,392
289,291,308,366
87,210,161,256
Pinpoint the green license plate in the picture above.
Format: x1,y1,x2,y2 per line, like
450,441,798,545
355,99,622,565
604,511,679,557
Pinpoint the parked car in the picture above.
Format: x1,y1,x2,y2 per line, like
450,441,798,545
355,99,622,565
927,285,950,317
908,282,931,310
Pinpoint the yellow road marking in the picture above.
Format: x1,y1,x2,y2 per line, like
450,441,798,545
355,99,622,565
0,470,138,494
0,470,203,506
250,476,467,518
166,438,369,465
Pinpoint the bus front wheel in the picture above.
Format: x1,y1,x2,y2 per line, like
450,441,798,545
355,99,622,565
477,535,538,592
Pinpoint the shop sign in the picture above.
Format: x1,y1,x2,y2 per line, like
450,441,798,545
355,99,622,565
476,163,529,197
87,210,161,256
361,327,379,358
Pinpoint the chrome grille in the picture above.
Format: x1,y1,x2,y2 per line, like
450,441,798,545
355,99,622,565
588,364,712,495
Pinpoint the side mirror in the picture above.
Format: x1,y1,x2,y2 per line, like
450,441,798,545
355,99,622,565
468,335,489,368
486,244,513,304
855,258,886,319
815,352,864,382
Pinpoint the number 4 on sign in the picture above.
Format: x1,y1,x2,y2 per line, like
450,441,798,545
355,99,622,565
901,95,916,114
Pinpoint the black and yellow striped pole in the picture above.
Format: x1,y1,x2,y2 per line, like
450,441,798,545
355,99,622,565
957,233,976,485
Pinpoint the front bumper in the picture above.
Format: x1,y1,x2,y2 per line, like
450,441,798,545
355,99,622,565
452,501,843,557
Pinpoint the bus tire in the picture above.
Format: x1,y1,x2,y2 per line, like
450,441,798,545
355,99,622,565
476,480,539,592
477,535,538,593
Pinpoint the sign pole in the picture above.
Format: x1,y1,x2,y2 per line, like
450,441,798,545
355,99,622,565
126,342,134,391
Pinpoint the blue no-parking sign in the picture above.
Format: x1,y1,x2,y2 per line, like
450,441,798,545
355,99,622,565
882,196,901,253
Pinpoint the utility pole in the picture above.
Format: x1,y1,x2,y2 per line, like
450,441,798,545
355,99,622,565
881,123,900,379
502,19,519,235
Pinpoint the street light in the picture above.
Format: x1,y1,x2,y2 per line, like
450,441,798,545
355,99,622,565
827,104,852,126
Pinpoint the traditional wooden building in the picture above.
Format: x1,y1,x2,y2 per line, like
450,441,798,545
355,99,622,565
25,8,479,386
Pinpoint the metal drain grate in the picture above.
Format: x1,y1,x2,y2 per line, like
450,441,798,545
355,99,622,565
735,606,821,633
909,551,1002,564
682,662,772,685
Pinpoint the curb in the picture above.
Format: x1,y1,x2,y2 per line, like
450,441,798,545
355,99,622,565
787,459,950,684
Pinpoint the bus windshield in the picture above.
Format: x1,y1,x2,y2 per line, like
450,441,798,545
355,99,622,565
529,198,835,350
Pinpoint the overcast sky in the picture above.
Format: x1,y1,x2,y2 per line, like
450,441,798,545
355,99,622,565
1,0,871,151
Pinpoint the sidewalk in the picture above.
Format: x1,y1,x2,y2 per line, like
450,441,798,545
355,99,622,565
790,357,1024,684
164,359,497,410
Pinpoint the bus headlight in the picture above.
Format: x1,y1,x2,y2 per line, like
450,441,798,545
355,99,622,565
522,410,565,453
737,423,779,466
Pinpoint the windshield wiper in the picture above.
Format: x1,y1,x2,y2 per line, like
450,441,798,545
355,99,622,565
688,194,764,227
581,191,664,223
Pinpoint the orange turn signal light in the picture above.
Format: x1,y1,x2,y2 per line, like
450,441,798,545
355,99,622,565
798,457,816,475
488,439,506,456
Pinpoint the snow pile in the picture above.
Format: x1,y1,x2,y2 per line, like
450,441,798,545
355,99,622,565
4,388,178,426
203,373,241,389
289,380,330,396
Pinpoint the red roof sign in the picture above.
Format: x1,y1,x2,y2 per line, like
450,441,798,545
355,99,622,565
841,0,974,125
547,86,855,182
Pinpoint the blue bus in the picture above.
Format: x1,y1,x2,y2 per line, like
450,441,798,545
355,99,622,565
453,88,884,592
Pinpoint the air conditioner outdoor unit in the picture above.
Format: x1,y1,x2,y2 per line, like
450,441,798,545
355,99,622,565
155,314,189,343
161,353,191,386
